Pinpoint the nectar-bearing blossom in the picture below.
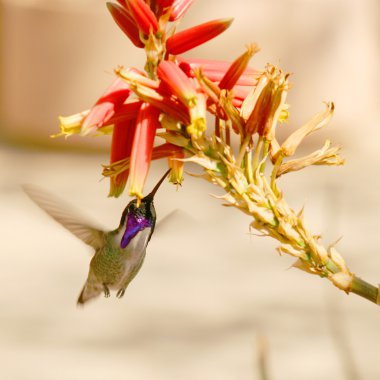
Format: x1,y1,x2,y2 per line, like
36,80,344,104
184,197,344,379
109,120,137,197
129,103,160,199
56,0,380,307
81,78,131,136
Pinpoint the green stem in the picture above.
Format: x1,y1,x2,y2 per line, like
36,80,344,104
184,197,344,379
246,149,254,184
326,259,379,305
260,139,269,174
252,136,263,173
351,276,379,305
237,136,251,167
214,117,221,138
225,120,231,146
270,153,283,196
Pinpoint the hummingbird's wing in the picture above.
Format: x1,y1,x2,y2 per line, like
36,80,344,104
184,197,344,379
23,184,105,249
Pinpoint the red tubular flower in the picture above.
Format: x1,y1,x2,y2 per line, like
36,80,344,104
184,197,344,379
166,18,233,55
81,78,131,135
105,99,143,126
178,57,259,86
157,61,197,107
126,0,159,35
109,119,137,197
218,44,259,90
169,0,194,21
107,2,144,48
116,66,190,123
129,103,161,199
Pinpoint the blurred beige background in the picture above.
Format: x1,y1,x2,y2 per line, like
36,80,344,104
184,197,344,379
1,0,380,379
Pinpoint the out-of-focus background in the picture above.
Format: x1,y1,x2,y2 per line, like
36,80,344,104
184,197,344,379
1,0,380,379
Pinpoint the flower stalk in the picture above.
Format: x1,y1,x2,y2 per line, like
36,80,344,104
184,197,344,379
57,0,380,307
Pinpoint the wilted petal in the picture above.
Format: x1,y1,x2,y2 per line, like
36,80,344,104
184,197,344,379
169,0,194,21
126,0,159,35
107,2,144,48
81,78,131,135
276,139,344,177
281,102,335,157
129,103,161,199
109,120,138,197
242,65,289,138
166,18,233,55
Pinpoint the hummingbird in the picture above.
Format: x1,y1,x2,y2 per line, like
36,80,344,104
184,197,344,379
23,169,171,305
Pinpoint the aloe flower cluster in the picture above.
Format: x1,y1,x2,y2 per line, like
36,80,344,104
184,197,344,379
57,0,380,306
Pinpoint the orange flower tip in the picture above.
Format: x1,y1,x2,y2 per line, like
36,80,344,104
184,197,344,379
107,2,144,48
157,61,197,107
166,18,234,55
218,43,259,90
169,0,195,21
126,0,159,35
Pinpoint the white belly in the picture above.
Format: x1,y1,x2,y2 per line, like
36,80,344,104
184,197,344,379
114,227,152,288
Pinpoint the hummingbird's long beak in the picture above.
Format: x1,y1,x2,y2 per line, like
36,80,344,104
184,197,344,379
143,168,171,201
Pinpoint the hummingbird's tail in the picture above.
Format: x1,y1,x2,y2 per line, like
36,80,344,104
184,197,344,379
77,281,103,305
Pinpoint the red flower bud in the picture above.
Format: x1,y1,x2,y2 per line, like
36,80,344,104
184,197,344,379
126,0,159,35
166,18,233,55
107,2,144,48
169,0,194,21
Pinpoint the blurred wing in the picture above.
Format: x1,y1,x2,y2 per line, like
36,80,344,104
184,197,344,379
155,209,196,233
23,184,105,249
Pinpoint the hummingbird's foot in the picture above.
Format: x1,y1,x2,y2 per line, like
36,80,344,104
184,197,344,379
103,284,110,298
116,288,125,298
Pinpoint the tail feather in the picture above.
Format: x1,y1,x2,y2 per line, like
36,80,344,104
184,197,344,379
77,282,103,305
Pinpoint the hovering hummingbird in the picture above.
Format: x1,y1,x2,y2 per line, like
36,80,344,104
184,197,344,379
23,169,171,305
